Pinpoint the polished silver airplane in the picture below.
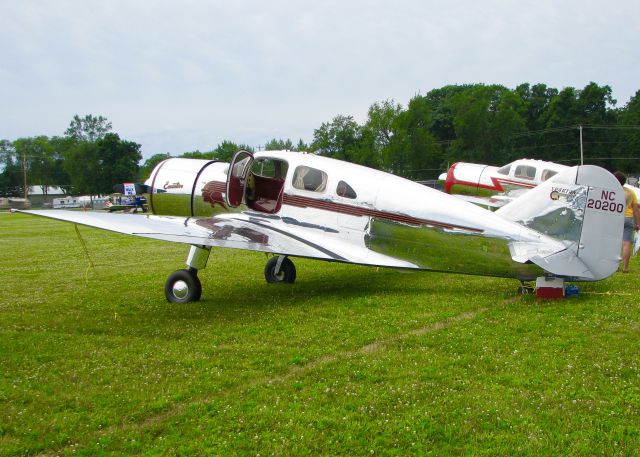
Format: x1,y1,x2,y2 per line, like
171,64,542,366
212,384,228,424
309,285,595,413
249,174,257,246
19,150,625,302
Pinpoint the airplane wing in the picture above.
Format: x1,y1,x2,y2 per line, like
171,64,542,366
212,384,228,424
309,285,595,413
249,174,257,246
18,210,418,269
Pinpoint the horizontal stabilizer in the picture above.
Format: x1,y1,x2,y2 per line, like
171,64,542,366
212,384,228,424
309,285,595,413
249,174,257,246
508,241,593,278
528,248,594,280
508,241,565,264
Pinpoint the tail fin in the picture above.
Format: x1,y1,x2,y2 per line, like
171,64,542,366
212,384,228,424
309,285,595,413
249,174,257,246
496,165,624,280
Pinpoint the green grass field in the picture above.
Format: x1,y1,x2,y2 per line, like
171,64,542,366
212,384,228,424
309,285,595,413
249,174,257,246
1,212,639,456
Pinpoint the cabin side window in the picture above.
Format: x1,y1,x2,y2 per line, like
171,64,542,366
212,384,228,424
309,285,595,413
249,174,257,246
292,166,328,192
514,165,536,180
541,169,557,181
336,180,357,199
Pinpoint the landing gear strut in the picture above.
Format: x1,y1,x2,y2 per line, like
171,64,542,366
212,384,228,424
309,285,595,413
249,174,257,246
165,245,210,303
264,255,296,284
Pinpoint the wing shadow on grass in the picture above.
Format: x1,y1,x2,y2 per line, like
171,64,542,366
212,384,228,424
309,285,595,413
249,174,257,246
37,256,516,339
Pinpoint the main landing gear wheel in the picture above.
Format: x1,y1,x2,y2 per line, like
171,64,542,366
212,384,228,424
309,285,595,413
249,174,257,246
264,256,296,284
165,269,202,303
517,281,535,295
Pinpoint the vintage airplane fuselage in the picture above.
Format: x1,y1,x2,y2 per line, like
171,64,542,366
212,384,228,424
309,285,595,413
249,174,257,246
143,151,576,280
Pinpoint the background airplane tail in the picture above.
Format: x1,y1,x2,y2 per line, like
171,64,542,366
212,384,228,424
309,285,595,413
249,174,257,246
496,165,625,280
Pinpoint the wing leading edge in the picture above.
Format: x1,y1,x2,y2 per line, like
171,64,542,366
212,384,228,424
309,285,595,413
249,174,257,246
18,210,418,269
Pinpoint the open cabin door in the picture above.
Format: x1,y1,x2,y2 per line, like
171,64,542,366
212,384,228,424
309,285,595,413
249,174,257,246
245,157,288,214
225,150,254,207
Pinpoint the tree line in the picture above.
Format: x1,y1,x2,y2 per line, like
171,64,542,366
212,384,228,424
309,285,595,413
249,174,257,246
2,82,640,198
309,82,640,179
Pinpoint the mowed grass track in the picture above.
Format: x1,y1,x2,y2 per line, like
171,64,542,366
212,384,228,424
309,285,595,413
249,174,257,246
1,212,639,456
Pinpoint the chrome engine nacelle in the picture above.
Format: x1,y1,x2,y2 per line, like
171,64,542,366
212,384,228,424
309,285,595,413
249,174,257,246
144,158,230,217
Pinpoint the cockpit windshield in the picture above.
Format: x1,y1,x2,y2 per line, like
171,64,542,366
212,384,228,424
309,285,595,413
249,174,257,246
497,164,512,175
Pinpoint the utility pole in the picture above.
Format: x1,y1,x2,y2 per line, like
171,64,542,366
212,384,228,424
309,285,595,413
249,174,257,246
21,151,28,202
579,125,584,165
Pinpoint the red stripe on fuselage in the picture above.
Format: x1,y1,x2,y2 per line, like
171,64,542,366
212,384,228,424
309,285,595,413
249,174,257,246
445,171,537,194
282,194,483,233
199,180,484,233
491,176,537,189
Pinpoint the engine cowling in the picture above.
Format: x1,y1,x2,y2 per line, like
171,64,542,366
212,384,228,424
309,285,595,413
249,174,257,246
144,158,230,217
444,162,500,196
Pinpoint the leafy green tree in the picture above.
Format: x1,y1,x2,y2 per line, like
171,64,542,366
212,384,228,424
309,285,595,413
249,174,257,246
385,96,441,179
0,139,15,166
178,141,253,162
576,83,619,169
441,84,526,165
515,83,559,132
48,136,75,194
577,82,616,123
12,136,70,200
489,90,527,162
65,114,113,143
425,85,472,143
180,150,213,160
447,85,500,163
511,83,562,161
312,115,361,161
0,140,22,196
97,133,142,191
541,87,580,129
63,141,102,197
264,138,294,151
359,100,402,168
527,83,620,166
295,139,309,152
140,153,172,180
63,133,141,204
617,90,640,172
212,140,254,162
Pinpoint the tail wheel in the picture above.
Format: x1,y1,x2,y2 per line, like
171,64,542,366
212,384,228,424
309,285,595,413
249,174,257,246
165,269,202,303
264,256,296,284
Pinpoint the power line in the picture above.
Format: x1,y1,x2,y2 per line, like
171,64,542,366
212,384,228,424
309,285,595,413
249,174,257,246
511,124,640,138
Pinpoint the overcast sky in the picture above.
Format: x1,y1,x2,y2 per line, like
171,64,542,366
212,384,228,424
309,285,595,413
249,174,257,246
2,0,638,160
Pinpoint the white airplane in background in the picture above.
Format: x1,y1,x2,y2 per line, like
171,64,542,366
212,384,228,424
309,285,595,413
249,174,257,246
439,159,569,207
18,150,625,302
440,158,640,207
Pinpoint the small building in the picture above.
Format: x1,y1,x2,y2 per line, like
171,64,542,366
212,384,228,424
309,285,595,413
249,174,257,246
28,186,67,208
0,197,31,210
52,196,82,208
52,195,109,209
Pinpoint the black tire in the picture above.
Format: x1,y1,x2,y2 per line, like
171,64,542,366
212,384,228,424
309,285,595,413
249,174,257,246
517,285,534,295
165,269,202,303
264,256,296,284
